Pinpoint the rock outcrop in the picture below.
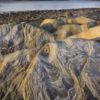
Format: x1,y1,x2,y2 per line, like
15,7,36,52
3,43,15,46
0,16,100,100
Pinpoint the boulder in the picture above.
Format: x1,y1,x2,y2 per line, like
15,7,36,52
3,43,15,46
40,18,65,33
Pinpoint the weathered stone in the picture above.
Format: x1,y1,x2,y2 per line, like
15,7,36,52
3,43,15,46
40,18,65,33
0,22,54,55
0,16,99,100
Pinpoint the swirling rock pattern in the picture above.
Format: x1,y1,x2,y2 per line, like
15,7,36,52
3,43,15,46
0,16,100,100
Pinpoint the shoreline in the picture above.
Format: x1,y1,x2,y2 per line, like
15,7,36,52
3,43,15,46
0,1,100,13
0,8,100,25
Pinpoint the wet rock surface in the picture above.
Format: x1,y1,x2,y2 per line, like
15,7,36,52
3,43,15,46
0,10,100,100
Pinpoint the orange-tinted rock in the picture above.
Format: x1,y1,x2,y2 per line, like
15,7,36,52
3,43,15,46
78,25,100,39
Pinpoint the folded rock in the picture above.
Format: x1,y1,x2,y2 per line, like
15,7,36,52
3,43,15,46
0,37,100,100
0,22,54,55
0,16,99,100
